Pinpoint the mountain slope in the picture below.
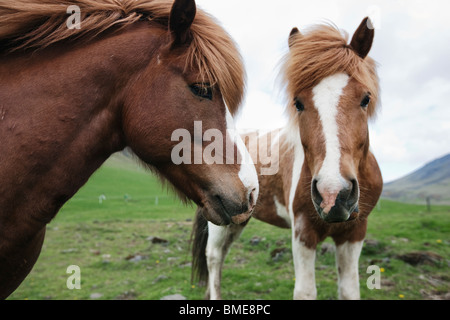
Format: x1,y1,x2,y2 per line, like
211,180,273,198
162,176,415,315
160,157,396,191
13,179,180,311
382,153,450,204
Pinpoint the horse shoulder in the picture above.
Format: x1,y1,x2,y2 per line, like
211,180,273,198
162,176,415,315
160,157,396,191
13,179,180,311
251,131,292,228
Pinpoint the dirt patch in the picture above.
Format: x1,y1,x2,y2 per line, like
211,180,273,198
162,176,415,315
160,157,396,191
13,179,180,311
396,251,443,266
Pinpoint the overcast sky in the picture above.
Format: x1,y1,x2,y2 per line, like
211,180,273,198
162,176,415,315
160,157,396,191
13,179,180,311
195,0,450,183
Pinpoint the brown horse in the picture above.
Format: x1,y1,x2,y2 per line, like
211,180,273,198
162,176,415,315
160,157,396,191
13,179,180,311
192,18,383,300
0,0,259,299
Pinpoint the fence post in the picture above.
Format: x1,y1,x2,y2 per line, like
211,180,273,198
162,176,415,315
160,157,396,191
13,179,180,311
426,196,431,212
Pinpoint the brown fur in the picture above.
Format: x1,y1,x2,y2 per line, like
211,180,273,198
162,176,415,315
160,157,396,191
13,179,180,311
249,131,291,228
0,0,251,299
0,0,245,114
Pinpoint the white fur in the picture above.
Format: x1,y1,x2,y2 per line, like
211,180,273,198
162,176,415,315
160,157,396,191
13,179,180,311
335,240,364,300
283,128,317,299
286,128,304,218
312,73,350,194
225,108,259,202
273,196,290,226
206,222,245,300
292,225,317,300
205,223,228,300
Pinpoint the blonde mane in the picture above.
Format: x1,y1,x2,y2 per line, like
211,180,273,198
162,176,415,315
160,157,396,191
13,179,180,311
0,0,245,114
282,23,379,118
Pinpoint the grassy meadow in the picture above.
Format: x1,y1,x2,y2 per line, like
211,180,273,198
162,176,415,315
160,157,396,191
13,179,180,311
7,154,450,300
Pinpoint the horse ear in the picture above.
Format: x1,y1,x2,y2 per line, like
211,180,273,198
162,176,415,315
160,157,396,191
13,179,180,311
169,0,196,46
349,17,374,59
288,27,301,48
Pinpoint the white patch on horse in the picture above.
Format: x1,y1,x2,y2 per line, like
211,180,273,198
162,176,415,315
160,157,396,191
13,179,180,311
336,240,364,300
312,73,350,194
273,196,290,226
292,215,317,300
206,222,228,300
286,125,304,241
286,128,304,221
283,129,316,299
206,222,245,300
282,116,301,151
225,107,259,201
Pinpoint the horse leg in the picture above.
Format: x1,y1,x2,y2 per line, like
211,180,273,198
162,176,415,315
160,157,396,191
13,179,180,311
0,227,46,299
205,221,245,300
291,233,317,300
335,240,364,300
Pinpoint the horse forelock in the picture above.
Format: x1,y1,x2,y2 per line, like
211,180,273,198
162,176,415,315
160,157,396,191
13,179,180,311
187,8,245,116
281,23,380,121
0,0,245,115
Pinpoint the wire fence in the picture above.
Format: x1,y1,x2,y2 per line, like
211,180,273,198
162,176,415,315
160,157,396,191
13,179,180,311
69,194,186,206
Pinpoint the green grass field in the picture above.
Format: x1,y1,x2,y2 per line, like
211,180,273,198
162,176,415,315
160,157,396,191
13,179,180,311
7,154,450,300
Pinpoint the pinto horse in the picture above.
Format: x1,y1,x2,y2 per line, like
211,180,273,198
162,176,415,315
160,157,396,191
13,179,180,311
192,18,383,300
0,0,259,299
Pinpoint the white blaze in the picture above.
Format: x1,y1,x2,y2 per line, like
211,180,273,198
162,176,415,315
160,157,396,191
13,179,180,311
225,107,259,202
312,73,350,194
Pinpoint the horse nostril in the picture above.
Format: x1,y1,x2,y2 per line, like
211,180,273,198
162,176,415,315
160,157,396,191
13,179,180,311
349,179,359,201
311,179,322,204
249,188,256,211
334,179,359,210
351,179,358,191
214,192,251,217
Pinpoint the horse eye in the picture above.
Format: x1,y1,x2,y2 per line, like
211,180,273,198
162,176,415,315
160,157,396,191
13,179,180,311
190,83,213,100
360,95,371,108
294,98,304,112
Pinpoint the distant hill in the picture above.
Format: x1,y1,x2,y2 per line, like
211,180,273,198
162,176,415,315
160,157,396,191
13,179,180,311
382,153,450,204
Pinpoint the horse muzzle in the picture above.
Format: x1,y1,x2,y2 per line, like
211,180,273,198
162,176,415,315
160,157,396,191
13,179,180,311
311,178,359,223
201,187,257,226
